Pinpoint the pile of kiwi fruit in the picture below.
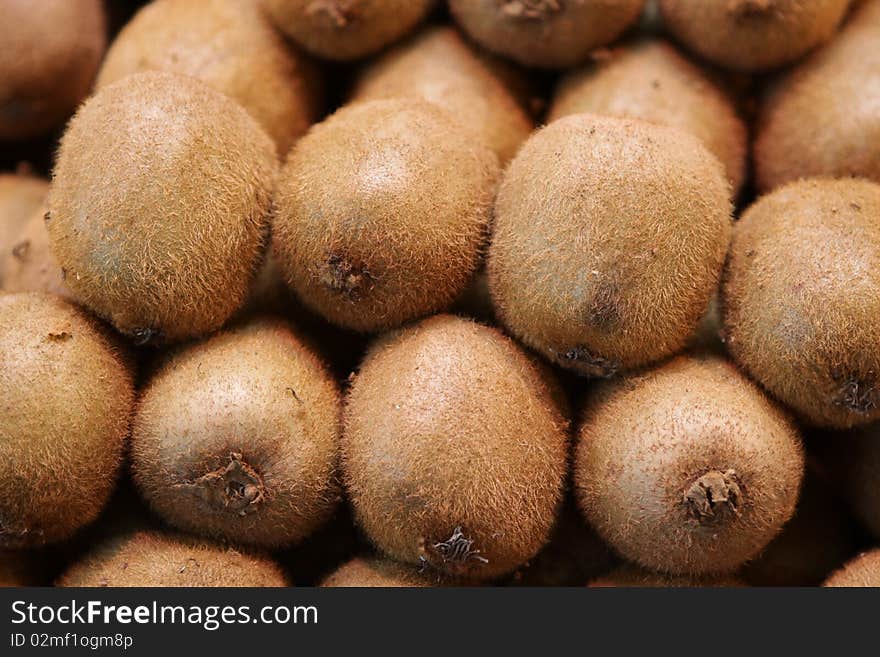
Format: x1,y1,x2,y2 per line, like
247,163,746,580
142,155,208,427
1,0,879,589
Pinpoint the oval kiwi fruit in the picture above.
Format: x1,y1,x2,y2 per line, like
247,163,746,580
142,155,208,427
272,98,499,333
0,293,133,548
96,0,321,156
824,550,880,587
658,0,851,72
131,317,341,549
264,0,434,61
1,205,71,299
0,0,106,140
574,355,804,575
721,178,880,429
321,557,445,587
0,172,48,279
754,0,880,191
449,0,645,69
589,565,744,587
57,529,288,587
47,71,277,344
343,314,569,580
548,39,747,194
350,26,533,166
488,113,732,377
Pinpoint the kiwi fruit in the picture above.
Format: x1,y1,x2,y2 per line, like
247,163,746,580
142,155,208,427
754,1,880,191
264,0,434,61
321,557,446,587
0,172,48,281
350,26,533,166
96,0,321,156
57,529,288,587
0,0,106,140
131,317,341,549
343,314,569,580
1,205,71,299
589,565,744,587
548,39,747,194
721,178,880,429
272,98,499,333
574,354,804,575
0,293,134,548
824,550,880,587
488,114,732,377
47,71,277,344
658,0,850,72
449,0,645,69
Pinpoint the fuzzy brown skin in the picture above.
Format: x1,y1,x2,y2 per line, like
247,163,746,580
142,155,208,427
343,315,569,580
0,173,48,287
575,355,804,575
824,550,880,587
722,178,880,429
449,0,645,69
350,26,533,166
0,0,106,140
659,0,850,72
549,39,747,194
264,0,434,61
0,293,134,548
488,114,732,377
754,0,880,192
58,530,288,587
96,0,321,156
321,557,447,587
47,71,277,344
272,99,499,333
132,318,341,549
590,565,744,587
1,205,72,299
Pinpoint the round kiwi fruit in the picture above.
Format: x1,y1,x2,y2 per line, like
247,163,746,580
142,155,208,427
132,317,341,549
824,550,880,587
589,565,744,587
548,39,747,194
96,0,321,156
47,71,277,344
754,1,880,191
264,0,434,61
658,0,850,72
0,172,48,281
0,293,133,548
321,556,446,587
350,26,533,166
272,98,499,333
574,354,804,575
343,314,569,580
1,204,71,299
57,529,288,587
449,0,645,69
721,178,880,429
0,0,106,140
488,113,732,377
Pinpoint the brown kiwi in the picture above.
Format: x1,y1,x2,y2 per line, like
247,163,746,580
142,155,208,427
264,0,434,61
548,39,747,193
1,204,71,299
272,98,499,333
824,550,880,587
754,0,880,191
589,565,745,587
131,317,341,549
721,178,880,429
350,26,533,166
0,0,106,140
658,0,851,72
488,114,732,377
96,0,321,156
0,293,134,548
0,173,48,283
57,529,288,587
343,314,569,580
449,0,645,69
47,71,277,344
574,355,804,575
321,556,447,587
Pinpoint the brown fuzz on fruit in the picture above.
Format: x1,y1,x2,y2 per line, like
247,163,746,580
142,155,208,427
449,0,645,69
574,355,804,575
264,0,434,61
721,178,880,429
321,556,453,587
0,293,134,548
589,565,745,587
343,315,569,580
488,113,732,377
1,205,72,299
47,71,278,344
0,173,48,287
132,318,341,549
824,549,880,587
272,98,499,333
